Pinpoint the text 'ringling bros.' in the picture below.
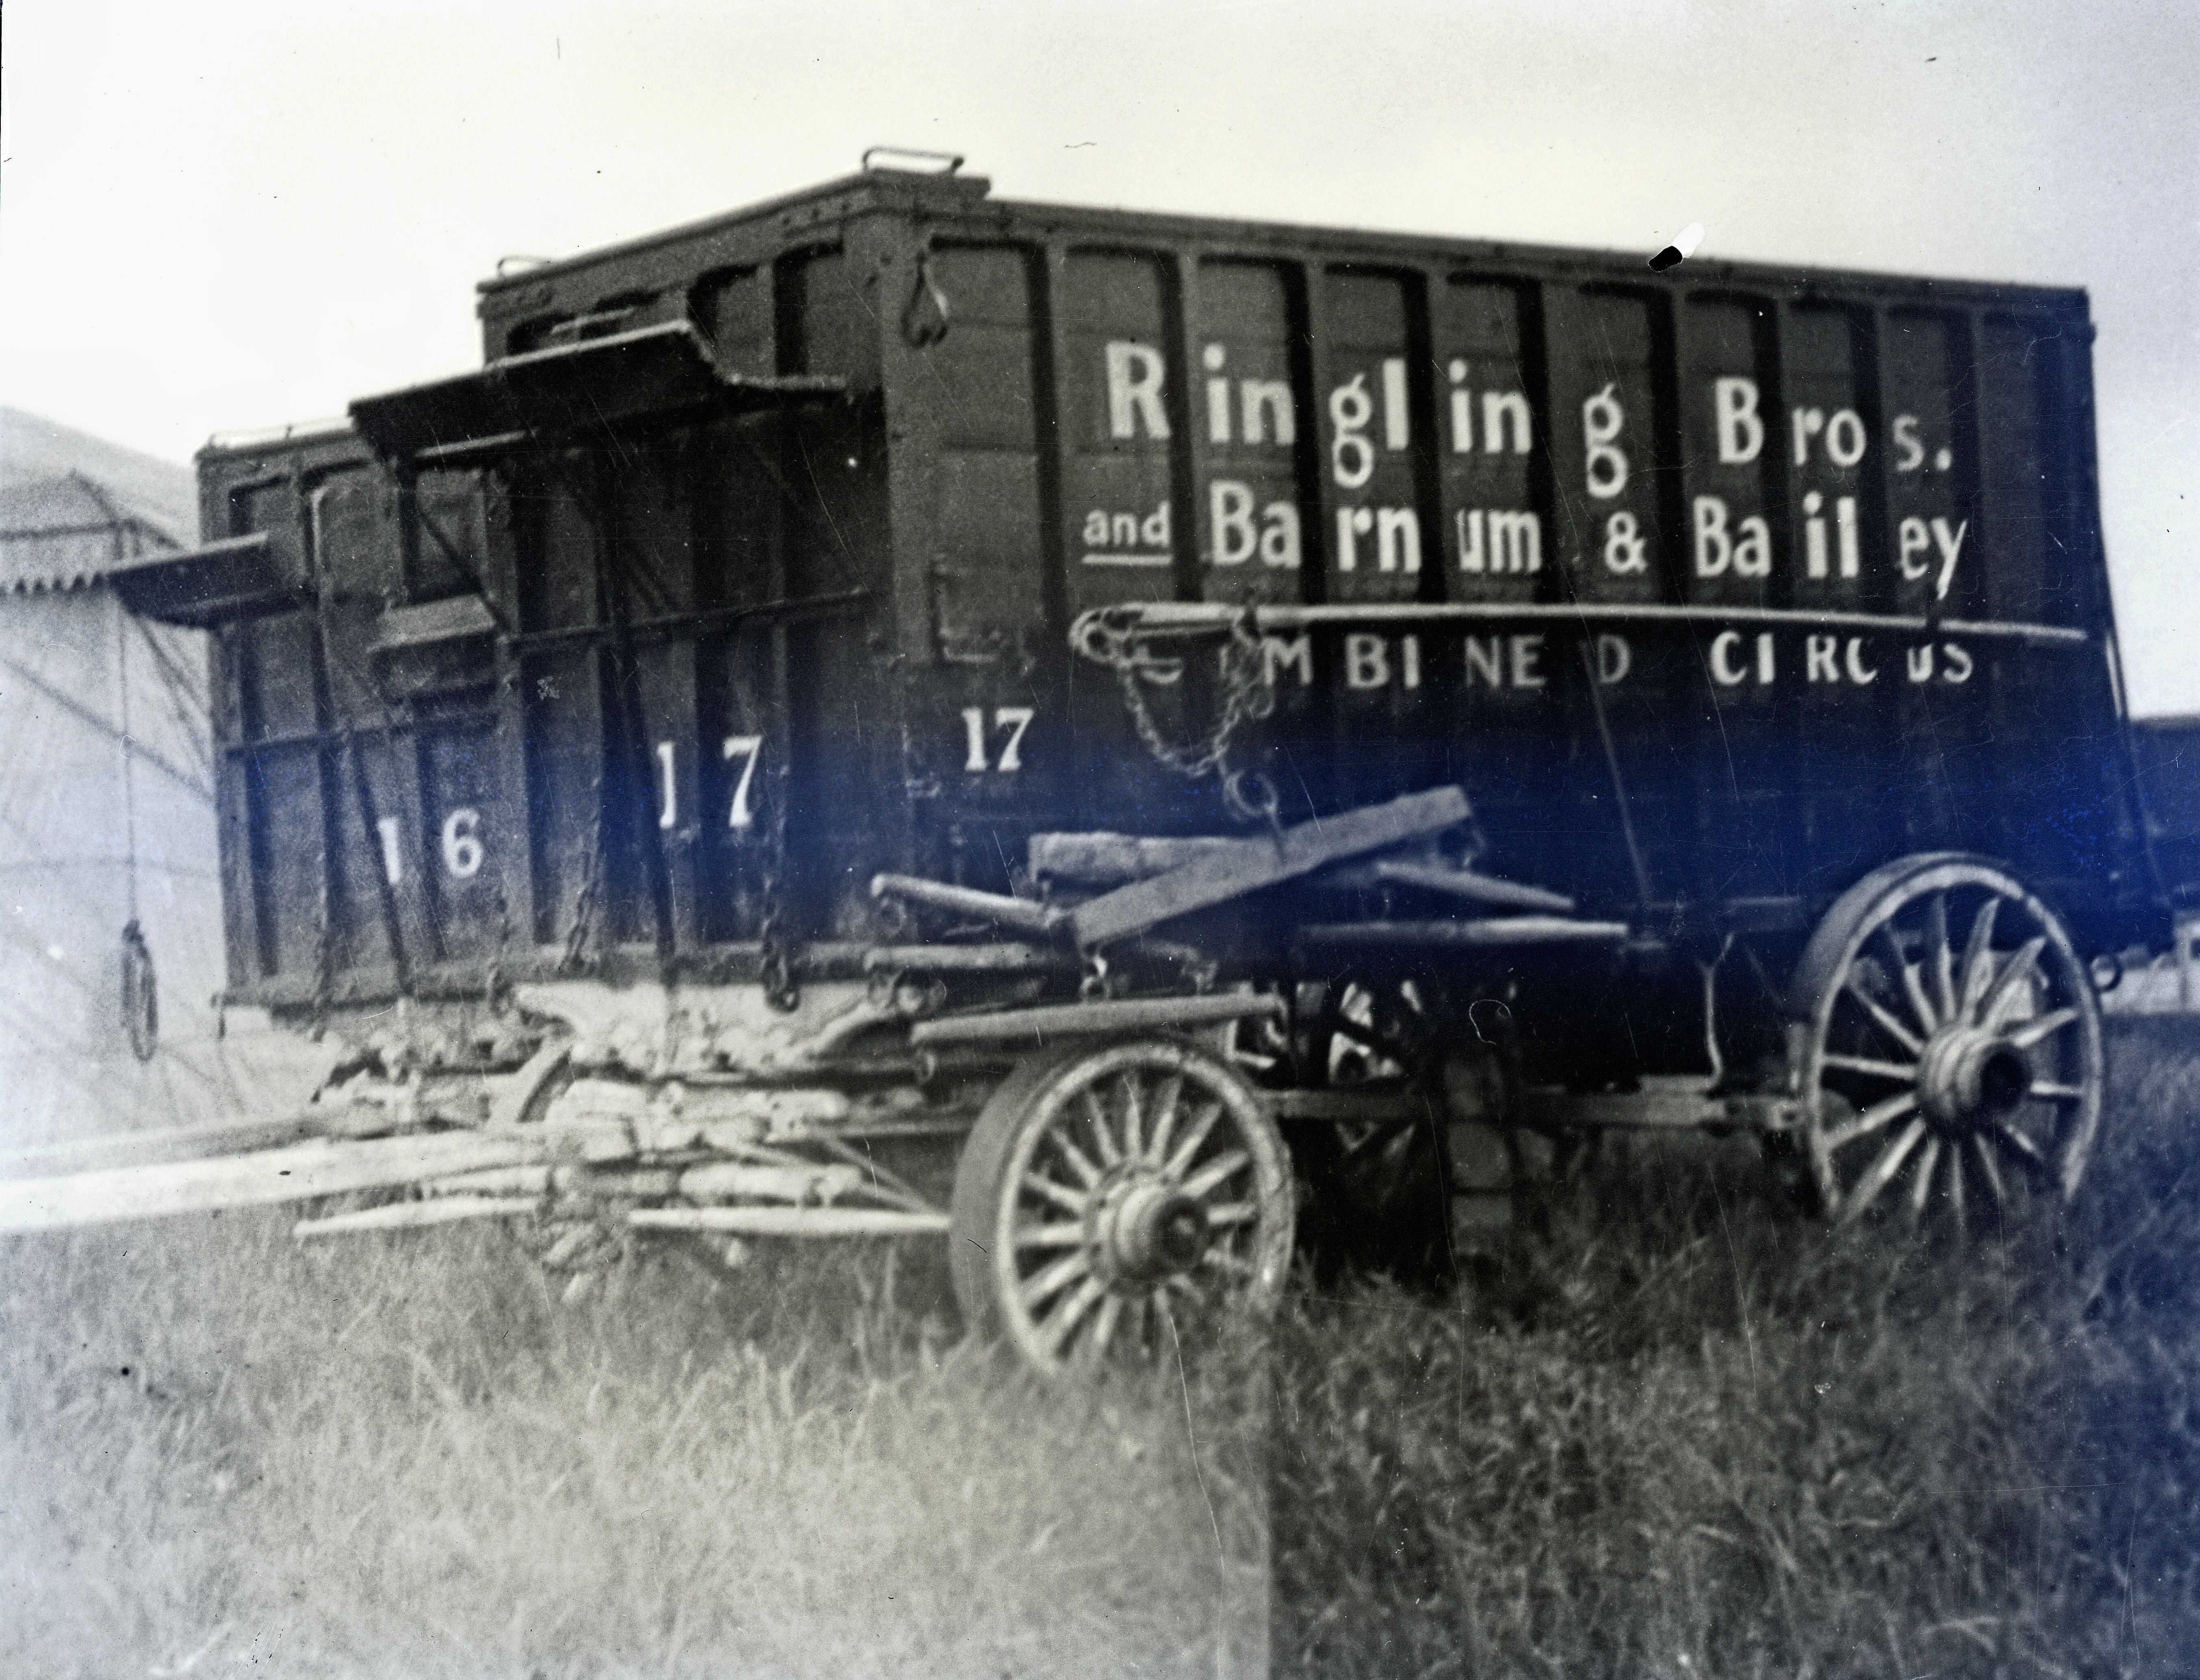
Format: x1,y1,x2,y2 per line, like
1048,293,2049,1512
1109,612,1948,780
1098,345,1971,593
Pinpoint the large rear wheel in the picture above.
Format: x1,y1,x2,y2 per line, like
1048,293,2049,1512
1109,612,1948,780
1788,855,2105,1228
949,1035,1295,1378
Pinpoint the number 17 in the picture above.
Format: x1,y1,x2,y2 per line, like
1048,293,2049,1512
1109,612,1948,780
723,734,764,827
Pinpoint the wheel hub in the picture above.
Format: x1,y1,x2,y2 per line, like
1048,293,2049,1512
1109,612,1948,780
1091,1174,1210,1282
1916,1024,2030,1134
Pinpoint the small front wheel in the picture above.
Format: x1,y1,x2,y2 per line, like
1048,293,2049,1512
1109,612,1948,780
950,1035,1296,1377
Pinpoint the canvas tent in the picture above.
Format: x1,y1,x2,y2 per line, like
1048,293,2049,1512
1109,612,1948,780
0,407,330,1146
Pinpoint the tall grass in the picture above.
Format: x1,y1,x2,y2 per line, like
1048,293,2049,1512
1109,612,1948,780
7,1021,2196,1677
0,1222,1257,1678
1272,1019,2200,1678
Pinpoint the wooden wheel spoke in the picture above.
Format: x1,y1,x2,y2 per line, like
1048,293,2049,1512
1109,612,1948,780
1204,1200,1259,1229
1199,1247,1256,1277
1972,1133,2008,1205
1081,1088,1121,1166
1909,1135,1943,1217
2007,1006,2080,1052
1081,1291,1125,1365
1822,1052,1919,1084
1037,1275,1108,1357
1843,975,1924,1057
1052,1133,1103,1189
1958,896,2002,1021
2028,1079,2086,1102
1946,1140,1966,1228
1145,1074,1185,1166
1124,1292,1150,1359
1927,892,1957,1024
1824,1090,1917,1153
1979,936,2048,1031
1119,1072,1146,1161
1878,927,1939,1032
1162,1100,1224,1179
1985,1115,2048,1172
1020,1171,1088,1217
1019,1249,1090,1309
1180,1147,1251,1201
1015,1220,1087,1250
1842,1117,1928,1219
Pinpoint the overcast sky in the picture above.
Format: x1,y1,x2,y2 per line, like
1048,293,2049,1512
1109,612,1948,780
3,0,2193,710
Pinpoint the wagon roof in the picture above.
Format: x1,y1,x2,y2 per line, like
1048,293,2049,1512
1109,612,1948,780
474,167,2090,316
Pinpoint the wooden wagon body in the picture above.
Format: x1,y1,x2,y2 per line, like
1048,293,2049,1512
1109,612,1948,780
9,156,2164,1372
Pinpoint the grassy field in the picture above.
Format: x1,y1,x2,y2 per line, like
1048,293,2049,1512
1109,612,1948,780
0,1222,1261,1678
1272,1017,2200,1678
4,1020,2196,1678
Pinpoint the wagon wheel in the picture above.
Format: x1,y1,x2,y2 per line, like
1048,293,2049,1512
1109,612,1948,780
1788,855,2104,1228
949,1036,1296,1378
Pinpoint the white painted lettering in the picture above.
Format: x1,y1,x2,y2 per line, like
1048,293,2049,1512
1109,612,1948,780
1803,491,1827,580
1241,379,1294,445
1263,634,1313,685
1259,503,1301,568
1898,516,1932,582
1106,342,1170,440
1346,634,1390,690
1893,415,1924,473
1449,360,1473,453
1510,634,1546,688
1826,410,1867,467
1212,481,1256,564
1930,517,1967,602
1403,634,1422,690
1709,629,1748,685
1837,495,1859,579
1465,636,1504,688
1376,507,1422,574
1597,634,1632,685
1791,406,1825,466
1481,390,1531,455
1336,506,1374,571
1602,510,1647,574
1583,383,1628,498
1204,344,1230,443
1383,358,1410,450
1714,377,1764,464
1806,634,1839,682
723,734,763,828
1330,375,1374,488
1695,496,1732,577
1845,637,1877,684
1757,631,1776,685
1907,644,1935,683
1941,642,1973,684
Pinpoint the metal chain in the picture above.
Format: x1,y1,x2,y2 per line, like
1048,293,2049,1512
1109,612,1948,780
1070,605,1274,783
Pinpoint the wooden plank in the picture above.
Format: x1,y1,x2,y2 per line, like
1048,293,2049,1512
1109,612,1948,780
1265,1087,1430,1124
629,1206,949,1237
0,1130,551,1236
1028,832,1245,887
1069,786,1471,949
1513,1076,1717,1131
909,991,1285,1048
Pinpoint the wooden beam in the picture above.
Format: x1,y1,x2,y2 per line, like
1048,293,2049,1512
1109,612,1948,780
908,991,1284,1048
0,1130,550,1235
629,1206,949,1237
1297,918,1629,948
294,1196,541,1239
870,873,1066,938
0,1110,323,1181
1068,786,1471,949
1365,861,1576,915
